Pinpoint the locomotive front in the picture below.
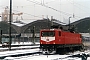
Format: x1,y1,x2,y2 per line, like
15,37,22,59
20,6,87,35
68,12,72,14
40,29,56,54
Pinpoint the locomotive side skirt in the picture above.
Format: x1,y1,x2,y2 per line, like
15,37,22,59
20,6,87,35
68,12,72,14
40,44,83,51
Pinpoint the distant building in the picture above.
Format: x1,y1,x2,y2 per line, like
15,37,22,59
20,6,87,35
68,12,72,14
1,6,23,22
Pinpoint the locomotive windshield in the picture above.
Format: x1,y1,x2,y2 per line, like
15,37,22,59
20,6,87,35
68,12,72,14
41,31,55,37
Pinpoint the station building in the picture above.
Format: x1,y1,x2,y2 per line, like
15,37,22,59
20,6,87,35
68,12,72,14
0,19,62,44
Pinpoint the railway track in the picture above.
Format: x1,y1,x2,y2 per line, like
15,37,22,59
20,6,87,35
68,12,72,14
0,45,41,59
0,44,39,52
0,46,39,52
0,51,42,59
0,45,89,60
2,49,90,60
1,44,39,48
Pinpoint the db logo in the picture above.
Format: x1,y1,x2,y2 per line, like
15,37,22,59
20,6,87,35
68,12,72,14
46,39,49,42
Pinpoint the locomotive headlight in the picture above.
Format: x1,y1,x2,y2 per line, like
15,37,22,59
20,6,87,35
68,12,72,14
41,42,42,44
53,42,55,44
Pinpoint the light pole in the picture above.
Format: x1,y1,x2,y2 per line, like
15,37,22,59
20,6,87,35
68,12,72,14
33,26,35,44
51,16,53,27
28,28,30,43
9,0,12,50
69,17,71,29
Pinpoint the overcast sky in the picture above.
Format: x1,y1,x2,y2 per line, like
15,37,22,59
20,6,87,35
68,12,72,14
0,0,90,23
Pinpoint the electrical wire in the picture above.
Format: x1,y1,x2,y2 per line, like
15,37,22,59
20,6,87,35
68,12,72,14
44,0,56,4
26,0,84,20
0,0,86,22
13,9,42,18
67,0,90,14
26,0,72,16
72,0,90,11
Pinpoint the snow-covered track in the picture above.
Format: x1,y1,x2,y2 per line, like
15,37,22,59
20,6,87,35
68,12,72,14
0,45,39,52
0,48,41,59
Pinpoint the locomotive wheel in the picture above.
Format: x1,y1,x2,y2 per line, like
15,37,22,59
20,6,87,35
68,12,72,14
80,44,85,52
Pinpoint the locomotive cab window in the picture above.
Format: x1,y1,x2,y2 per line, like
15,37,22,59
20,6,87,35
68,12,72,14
41,31,55,37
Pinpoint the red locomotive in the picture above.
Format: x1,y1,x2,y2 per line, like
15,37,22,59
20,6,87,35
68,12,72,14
40,29,83,54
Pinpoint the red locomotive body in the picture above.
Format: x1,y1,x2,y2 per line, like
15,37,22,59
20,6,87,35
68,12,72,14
40,29,83,54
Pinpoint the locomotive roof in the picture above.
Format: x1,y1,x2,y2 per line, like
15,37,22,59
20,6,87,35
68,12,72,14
40,29,80,34
41,29,62,31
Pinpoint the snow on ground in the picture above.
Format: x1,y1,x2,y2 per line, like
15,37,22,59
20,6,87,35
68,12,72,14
0,45,39,50
3,49,90,60
0,42,40,60
12,42,40,45
0,47,39,57
3,54,82,60
0,42,90,60
4,55,70,60
0,42,40,50
0,42,40,46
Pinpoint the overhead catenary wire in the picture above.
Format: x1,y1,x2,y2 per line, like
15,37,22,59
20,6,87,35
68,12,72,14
26,0,84,20
13,9,43,19
26,0,72,16
67,0,90,14
66,0,90,21
44,0,56,4
70,0,90,11
0,0,83,19
15,0,90,24
0,0,87,22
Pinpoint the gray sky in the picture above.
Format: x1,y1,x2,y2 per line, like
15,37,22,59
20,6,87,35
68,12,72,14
0,0,90,23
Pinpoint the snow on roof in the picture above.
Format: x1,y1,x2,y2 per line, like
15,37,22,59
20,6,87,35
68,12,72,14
12,20,39,27
52,19,68,25
12,22,26,27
